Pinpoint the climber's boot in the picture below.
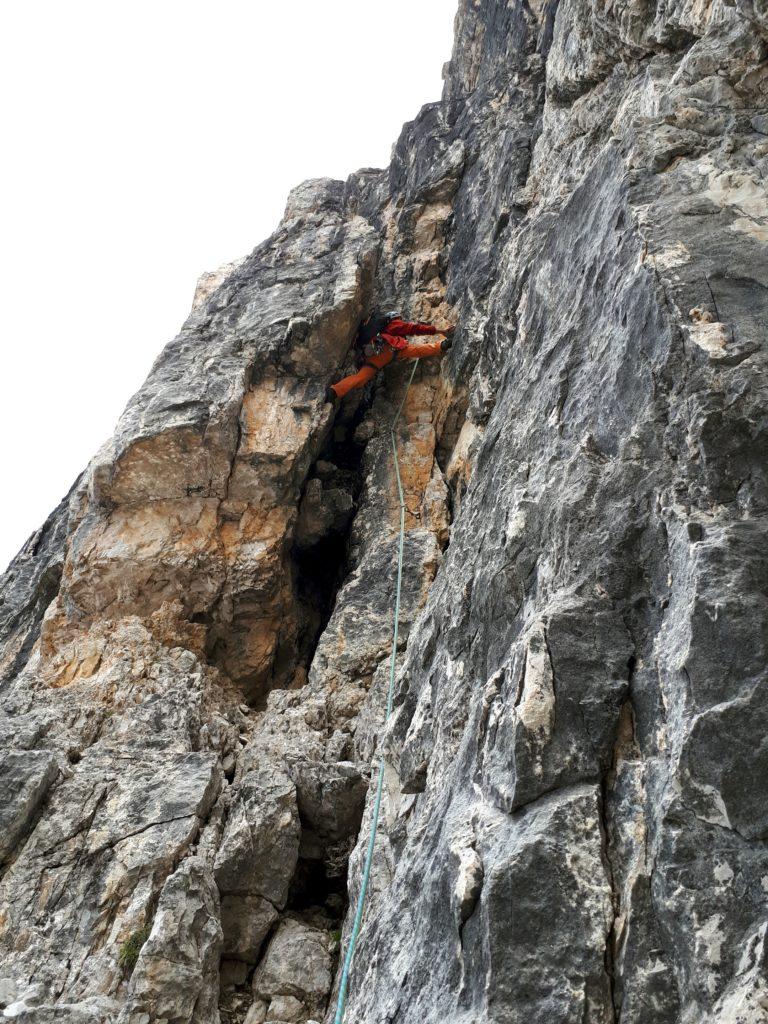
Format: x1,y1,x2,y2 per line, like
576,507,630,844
324,385,339,406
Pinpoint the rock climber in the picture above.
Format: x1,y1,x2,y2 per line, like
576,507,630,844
325,310,455,403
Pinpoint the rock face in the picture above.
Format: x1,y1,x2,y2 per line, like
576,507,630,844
1,1,767,1022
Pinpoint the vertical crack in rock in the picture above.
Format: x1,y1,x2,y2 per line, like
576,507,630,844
599,658,640,1024
289,398,373,692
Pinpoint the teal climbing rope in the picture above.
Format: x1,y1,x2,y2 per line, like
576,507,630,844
333,359,420,1024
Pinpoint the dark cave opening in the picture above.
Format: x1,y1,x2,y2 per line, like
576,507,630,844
292,530,351,672
286,848,348,924
289,395,373,680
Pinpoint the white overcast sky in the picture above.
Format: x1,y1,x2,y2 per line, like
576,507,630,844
0,1,457,571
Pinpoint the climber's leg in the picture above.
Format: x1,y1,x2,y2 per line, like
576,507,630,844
329,350,394,399
395,339,445,360
330,365,377,399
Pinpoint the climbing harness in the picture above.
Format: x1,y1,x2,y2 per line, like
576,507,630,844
355,310,411,366
355,311,390,363
333,359,419,1024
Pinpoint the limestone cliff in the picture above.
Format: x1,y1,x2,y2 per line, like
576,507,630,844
1,2,767,1022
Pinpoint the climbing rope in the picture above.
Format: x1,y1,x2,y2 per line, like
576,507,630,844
333,359,420,1024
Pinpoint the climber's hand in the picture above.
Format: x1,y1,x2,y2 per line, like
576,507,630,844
440,325,456,352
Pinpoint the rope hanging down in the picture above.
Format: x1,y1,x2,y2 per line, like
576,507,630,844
333,359,420,1024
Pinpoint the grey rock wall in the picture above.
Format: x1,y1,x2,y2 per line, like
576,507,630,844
1,1,767,1023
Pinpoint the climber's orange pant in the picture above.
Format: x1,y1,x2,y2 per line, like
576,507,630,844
330,340,444,399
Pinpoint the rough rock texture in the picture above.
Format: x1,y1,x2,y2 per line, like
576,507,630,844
1,1,768,1022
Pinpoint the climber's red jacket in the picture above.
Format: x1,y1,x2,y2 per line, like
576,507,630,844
379,319,438,351
330,319,446,401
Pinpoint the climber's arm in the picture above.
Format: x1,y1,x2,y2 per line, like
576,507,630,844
385,318,439,337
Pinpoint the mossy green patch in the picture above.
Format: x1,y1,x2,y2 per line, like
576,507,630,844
118,924,152,972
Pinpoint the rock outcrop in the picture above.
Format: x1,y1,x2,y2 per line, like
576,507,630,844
1,1,767,1022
